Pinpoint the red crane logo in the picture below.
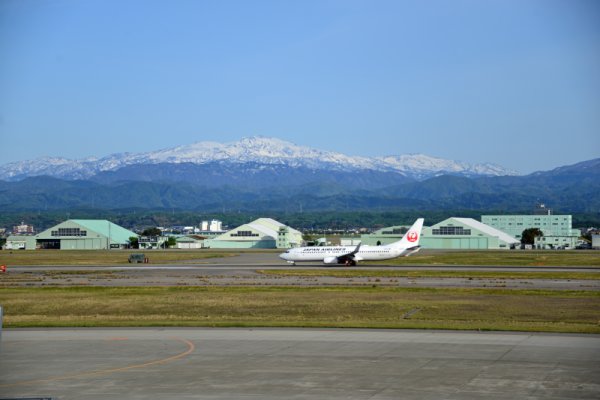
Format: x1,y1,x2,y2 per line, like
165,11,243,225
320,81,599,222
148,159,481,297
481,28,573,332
407,231,418,242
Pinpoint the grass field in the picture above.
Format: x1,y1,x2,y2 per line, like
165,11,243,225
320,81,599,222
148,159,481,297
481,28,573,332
259,269,600,280
378,250,600,266
0,249,236,265
1,286,599,333
1,248,598,266
1,249,598,333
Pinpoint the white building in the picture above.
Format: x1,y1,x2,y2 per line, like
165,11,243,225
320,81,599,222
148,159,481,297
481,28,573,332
3,235,36,250
482,214,581,249
13,221,35,235
176,235,206,249
201,220,223,232
197,219,226,238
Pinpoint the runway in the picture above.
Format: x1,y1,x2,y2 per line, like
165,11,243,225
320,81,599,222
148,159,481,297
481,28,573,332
1,328,599,399
5,252,600,290
9,251,600,271
11,264,600,272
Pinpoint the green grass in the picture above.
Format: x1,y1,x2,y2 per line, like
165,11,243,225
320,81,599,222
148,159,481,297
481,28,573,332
259,269,600,280
1,249,597,266
379,250,600,266
0,249,235,266
1,286,599,333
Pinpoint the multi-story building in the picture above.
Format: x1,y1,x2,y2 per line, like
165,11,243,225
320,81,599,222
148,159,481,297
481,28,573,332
481,214,581,249
12,221,35,235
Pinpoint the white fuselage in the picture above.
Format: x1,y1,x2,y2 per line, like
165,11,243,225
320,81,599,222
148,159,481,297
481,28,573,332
279,218,424,265
280,244,407,263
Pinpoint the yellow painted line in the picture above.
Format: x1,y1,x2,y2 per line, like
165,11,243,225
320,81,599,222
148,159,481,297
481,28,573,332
0,337,195,388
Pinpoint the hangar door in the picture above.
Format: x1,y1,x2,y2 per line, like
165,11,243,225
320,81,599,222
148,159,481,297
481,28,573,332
439,237,488,249
60,238,104,250
37,239,60,249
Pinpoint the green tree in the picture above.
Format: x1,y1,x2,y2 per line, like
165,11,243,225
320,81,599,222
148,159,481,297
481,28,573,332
128,236,139,249
521,228,543,245
142,227,162,236
165,236,177,248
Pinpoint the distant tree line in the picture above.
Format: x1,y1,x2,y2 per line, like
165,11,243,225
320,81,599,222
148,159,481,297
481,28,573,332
1,209,599,234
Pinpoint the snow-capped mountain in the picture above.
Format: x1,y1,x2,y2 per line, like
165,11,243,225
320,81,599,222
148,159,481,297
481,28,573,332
0,136,517,181
377,154,515,180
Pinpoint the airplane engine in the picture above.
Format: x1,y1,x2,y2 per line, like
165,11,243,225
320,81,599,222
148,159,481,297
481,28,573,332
323,256,339,264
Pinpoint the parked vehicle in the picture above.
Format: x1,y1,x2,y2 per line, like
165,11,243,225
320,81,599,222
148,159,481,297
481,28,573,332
128,253,148,263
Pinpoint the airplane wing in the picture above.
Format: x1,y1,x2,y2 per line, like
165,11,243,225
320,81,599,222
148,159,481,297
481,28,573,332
337,242,361,258
324,242,361,265
348,242,361,256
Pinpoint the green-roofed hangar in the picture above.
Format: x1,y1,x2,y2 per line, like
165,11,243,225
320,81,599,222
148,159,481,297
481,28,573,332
206,218,303,249
358,218,520,250
35,220,137,250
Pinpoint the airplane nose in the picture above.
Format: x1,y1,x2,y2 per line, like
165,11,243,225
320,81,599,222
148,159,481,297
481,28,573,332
279,253,289,260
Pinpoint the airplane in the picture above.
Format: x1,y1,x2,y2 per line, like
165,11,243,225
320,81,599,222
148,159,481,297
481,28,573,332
279,218,424,266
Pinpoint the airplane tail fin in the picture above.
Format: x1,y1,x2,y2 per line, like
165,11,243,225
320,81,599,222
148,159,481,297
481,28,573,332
389,218,424,249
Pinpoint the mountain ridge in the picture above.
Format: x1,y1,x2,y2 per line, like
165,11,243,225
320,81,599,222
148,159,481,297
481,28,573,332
1,137,596,213
0,136,517,181
0,157,597,213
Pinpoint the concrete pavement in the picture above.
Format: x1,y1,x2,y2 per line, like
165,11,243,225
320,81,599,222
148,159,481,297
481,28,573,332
1,328,599,399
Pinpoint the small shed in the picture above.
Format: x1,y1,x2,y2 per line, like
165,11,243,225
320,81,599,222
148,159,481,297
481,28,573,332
176,235,207,249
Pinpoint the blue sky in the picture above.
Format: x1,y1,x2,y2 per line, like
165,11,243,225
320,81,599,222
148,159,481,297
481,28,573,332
0,0,598,173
